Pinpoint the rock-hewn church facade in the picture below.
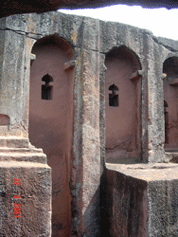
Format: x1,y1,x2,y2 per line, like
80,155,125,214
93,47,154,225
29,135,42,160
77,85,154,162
0,11,178,237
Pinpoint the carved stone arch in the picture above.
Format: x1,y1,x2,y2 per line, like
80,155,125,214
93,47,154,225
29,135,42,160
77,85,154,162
106,45,142,68
105,45,142,163
31,33,75,59
163,56,178,152
29,34,75,237
163,56,178,81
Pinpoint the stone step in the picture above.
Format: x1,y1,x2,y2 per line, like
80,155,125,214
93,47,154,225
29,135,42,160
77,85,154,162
0,152,47,163
0,147,43,153
0,137,29,148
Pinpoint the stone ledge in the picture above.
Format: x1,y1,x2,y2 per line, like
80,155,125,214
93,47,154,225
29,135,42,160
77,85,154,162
165,151,178,163
0,137,29,148
0,149,47,163
0,137,47,163
0,161,49,167
106,162,178,181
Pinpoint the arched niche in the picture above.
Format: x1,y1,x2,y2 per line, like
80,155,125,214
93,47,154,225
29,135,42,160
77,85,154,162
29,34,75,237
105,45,142,164
163,56,178,151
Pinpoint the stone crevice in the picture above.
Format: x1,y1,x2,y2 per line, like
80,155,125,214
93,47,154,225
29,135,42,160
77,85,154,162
0,27,44,40
0,27,107,54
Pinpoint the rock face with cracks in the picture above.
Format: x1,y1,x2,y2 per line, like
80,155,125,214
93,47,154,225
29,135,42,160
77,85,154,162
0,10,178,237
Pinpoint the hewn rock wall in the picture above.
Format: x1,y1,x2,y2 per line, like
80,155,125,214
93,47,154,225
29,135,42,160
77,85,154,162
106,163,178,237
0,162,51,236
0,11,178,237
106,165,148,237
1,11,178,163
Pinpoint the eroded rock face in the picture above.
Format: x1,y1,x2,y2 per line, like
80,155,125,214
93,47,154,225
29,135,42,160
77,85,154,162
0,0,178,18
0,162,51,237
1,10,178,237
106,163,178,237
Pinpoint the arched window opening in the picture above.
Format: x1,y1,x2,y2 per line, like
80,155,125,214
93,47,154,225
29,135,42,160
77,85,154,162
105,45,142,164
41,74,53,100
109,84,119,107
163,56,178,151
163,57,178,83
164,101,169,144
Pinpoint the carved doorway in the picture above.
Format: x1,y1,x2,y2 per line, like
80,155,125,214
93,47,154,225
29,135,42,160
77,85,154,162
29,34,75,237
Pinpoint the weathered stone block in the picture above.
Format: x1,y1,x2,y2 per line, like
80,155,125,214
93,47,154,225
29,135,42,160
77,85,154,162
0,161,51,236
106,163,178,237
1,10,178,237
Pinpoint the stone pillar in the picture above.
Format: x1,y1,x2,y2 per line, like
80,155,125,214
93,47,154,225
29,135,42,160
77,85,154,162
71,48,102,237
142,34,165,163
0,15,51,236
0,15,28,137
71,16,103,236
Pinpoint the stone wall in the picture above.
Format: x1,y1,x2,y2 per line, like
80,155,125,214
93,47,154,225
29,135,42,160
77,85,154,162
106,163,178,237
0,11,178,237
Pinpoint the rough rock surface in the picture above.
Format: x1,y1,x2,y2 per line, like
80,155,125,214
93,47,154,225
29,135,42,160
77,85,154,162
0,161,51,236
0,10,178,237
1,0,178,18
106,162,178,237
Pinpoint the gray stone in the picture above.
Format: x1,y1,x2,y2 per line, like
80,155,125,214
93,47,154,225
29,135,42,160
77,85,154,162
0,11,178,237
106,163,178,237
0,162,51,236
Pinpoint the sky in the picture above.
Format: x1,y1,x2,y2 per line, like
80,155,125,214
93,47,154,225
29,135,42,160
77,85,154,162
58,5,178,41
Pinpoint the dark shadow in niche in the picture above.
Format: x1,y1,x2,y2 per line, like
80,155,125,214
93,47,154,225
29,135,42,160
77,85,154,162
164,100,169,144
41,74,53,100
163,57,178,82
0,114,10,126
109,84,119,107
